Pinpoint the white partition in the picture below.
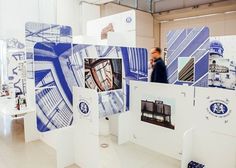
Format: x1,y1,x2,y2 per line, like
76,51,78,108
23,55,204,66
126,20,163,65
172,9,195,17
107,32,136,47
181,128,194,168
40,126,74,168
188,87,236,167
73,87,100,168
128,81,195,159
194,87,236,136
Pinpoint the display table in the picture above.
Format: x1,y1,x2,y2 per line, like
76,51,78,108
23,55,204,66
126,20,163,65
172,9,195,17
0,100,39,143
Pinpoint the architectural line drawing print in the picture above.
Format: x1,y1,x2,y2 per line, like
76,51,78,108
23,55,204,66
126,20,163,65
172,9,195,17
34,43,148,132
7,39,27,95
166,27,209,87
25,22,72,79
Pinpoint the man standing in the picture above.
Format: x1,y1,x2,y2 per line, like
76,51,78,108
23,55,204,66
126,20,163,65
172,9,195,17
150,47,168,83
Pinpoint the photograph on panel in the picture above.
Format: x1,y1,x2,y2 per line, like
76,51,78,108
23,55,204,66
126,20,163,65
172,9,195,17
177,57,195,82
208,58,232,89
98,90,124,118
84,58,122,92
101,23,114,40
141,96,175,130
209,36,236,90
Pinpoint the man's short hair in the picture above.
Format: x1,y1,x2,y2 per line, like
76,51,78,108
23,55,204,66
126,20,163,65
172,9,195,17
154,47,162,54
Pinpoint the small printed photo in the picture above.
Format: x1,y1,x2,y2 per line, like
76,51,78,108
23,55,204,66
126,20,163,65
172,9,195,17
141,97,175,130
208,58,235,89
84,58,122,92
101,23,115,40
209,58,230,73
177,57,195,82
208,36,236,90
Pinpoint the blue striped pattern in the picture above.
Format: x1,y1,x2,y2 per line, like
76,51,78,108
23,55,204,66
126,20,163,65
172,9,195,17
167,27,209,86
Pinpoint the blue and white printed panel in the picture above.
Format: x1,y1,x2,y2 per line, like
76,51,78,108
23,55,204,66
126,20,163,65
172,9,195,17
7,39,27,95
25,22,72,79
73,44,148,111
167,27,209,87
34,43,74,132
208,35,236,90
34,43,148,132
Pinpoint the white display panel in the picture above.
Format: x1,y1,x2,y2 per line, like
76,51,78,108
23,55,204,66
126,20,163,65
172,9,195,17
129,81,194,159
87,10,136,39
194,86,236,137
73,87,100,168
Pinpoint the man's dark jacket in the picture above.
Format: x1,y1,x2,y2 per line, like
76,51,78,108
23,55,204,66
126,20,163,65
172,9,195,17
151,58,168,83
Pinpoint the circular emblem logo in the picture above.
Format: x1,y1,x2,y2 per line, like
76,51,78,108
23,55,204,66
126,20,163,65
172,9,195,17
126,17,132,23
209,101,229,117
78,100,90,116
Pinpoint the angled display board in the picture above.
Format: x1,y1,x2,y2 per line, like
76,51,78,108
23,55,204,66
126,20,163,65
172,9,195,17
166,27,209,87
34,43,148,132
208,35,236,90
25,22,72,79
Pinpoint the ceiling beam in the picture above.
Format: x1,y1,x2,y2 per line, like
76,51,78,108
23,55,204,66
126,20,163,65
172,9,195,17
153,0,236,21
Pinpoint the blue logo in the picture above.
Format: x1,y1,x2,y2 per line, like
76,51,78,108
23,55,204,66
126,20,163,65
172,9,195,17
126,17,132,23
209,102,228,116
78,100,90,116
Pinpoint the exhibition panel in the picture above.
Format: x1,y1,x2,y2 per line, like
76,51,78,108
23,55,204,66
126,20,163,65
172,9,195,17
167,26,210,87
129,81,195,159
87,10,135,41
194,86,236,136
34,43,74,132
34,42,148,132
208,35,236,90
0,1,236,167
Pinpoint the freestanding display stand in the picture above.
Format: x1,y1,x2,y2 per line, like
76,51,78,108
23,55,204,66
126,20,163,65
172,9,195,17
73,87,101,168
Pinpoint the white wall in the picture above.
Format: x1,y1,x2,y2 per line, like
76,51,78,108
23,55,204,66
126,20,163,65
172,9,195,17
157,12,236,49
0,0,40,41
56,0,81,36
0,0,86,40
79,2,100,35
